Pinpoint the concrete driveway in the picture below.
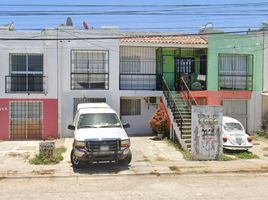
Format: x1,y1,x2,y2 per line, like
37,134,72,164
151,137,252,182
0,136,268,177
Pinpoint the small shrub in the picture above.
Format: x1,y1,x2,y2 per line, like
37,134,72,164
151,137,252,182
148,105,169,137
30,146,67,165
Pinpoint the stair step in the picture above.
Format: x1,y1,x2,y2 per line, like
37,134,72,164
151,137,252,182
182,135,191,139
184,139,191,144
186,144,191,149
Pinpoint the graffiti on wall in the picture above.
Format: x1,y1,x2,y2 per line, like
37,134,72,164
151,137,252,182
191,106,223,160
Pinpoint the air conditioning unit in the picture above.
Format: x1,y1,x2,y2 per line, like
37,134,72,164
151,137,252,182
148,97,157,104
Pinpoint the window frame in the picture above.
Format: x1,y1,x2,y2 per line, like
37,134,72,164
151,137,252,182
120,98,141,116
218,53,253,90
70,50,109,90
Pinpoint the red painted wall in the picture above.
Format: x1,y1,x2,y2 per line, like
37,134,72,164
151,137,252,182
190,91,252,105
0,99,58,140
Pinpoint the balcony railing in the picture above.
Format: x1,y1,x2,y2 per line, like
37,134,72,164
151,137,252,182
219,74,252,90
119,73,158,90
5,75,47,93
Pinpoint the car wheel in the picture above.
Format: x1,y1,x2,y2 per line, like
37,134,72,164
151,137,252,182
70,149,84,168
119,150,132,166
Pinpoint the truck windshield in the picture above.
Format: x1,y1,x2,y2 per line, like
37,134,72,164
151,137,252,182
77,113,121,129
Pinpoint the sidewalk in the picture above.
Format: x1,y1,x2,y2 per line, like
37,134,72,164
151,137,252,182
0,137,268,178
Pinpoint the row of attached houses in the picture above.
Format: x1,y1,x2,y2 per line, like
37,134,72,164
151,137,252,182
0,23,267,141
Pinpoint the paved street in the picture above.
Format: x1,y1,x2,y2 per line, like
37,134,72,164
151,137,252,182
1,173,268,200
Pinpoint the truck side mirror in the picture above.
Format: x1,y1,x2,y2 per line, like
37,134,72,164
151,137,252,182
123,123,130,129
68,125,75,130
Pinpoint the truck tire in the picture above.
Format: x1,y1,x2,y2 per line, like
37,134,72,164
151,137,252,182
70,149,84,168
119,150,132,166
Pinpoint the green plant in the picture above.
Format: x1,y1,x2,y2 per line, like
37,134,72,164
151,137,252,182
257,129,268,138
217,154,236,161
30,146,67,165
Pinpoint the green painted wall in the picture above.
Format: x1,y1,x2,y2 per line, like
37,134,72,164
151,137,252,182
208,32,264,91
161,48,205,89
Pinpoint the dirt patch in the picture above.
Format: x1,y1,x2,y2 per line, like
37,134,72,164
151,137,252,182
6,170,18,175
155,154,169,161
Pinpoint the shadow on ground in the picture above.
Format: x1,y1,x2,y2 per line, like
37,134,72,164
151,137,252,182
72,163,130,174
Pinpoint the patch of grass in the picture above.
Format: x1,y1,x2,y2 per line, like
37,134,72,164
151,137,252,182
232,151,259,159
169,166,180,172
257,130,268,139
8,152,21,157
30,146,67,165
217,154,236,161
149,170,160,176
164,138,196,161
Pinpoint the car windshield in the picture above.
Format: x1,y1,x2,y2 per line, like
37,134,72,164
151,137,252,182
77,113,121,129
224,122,243,132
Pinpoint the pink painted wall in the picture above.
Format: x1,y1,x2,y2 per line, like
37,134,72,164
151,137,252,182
0,99,58,140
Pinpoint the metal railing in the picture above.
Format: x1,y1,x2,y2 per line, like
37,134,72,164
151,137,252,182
162,76,185,129
5,75,47,93
119,73,157,90
219,74,252,90
180,77,198,108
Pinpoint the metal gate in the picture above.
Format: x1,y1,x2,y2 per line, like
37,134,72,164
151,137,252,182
222,100,248,130
73,98,106,118
9,101,43,139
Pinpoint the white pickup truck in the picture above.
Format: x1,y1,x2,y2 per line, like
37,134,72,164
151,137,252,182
68,103,132,168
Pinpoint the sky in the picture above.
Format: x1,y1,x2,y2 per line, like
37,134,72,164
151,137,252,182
0,0,268,33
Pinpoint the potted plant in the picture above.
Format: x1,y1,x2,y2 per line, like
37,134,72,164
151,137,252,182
148,106,169,139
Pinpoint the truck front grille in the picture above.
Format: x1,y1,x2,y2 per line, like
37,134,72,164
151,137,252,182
87,139,120,153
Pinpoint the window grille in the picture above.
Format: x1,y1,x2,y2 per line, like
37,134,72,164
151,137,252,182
120,99,141,116
9,101,43,139
71,50,109,89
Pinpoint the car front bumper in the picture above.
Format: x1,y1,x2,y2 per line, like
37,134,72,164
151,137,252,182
73,147,130,163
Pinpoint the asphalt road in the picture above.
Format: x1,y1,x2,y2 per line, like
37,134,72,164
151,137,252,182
1,173,268,200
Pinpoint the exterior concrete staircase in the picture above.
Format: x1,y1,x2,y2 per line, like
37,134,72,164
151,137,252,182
170,91,192,151
162,77,197,152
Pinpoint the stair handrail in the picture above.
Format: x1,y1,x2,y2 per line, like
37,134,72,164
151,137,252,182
180,77,198,107
162,76,185,123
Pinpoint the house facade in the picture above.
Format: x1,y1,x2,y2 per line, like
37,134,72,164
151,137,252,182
0,22,265,141
0,29,58,140
205,31,263,133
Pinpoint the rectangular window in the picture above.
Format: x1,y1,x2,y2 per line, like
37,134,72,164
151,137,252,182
71,50,109,90
119,47,157,90
9,101,43,139
7,54,44,93
120,99,141,116
219,54,253,90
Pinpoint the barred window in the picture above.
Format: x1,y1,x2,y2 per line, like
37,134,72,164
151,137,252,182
120,99,141,116
9,101,43,139
71,50,109,90
8,54,44,92
219,54,253,90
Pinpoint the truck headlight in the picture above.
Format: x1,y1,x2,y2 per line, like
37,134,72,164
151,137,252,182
121,139,130,148
74,140,86,148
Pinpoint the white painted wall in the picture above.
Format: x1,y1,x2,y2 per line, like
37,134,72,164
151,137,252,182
248,91,262,134
120,97,158,136
263,31,268,92
0,30,58,99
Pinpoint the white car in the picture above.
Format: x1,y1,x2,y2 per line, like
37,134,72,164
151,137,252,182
222,116,253,150
68,103,131,168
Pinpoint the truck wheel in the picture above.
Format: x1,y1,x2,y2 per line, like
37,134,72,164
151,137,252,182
71,149,83,168
119,150,132,166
